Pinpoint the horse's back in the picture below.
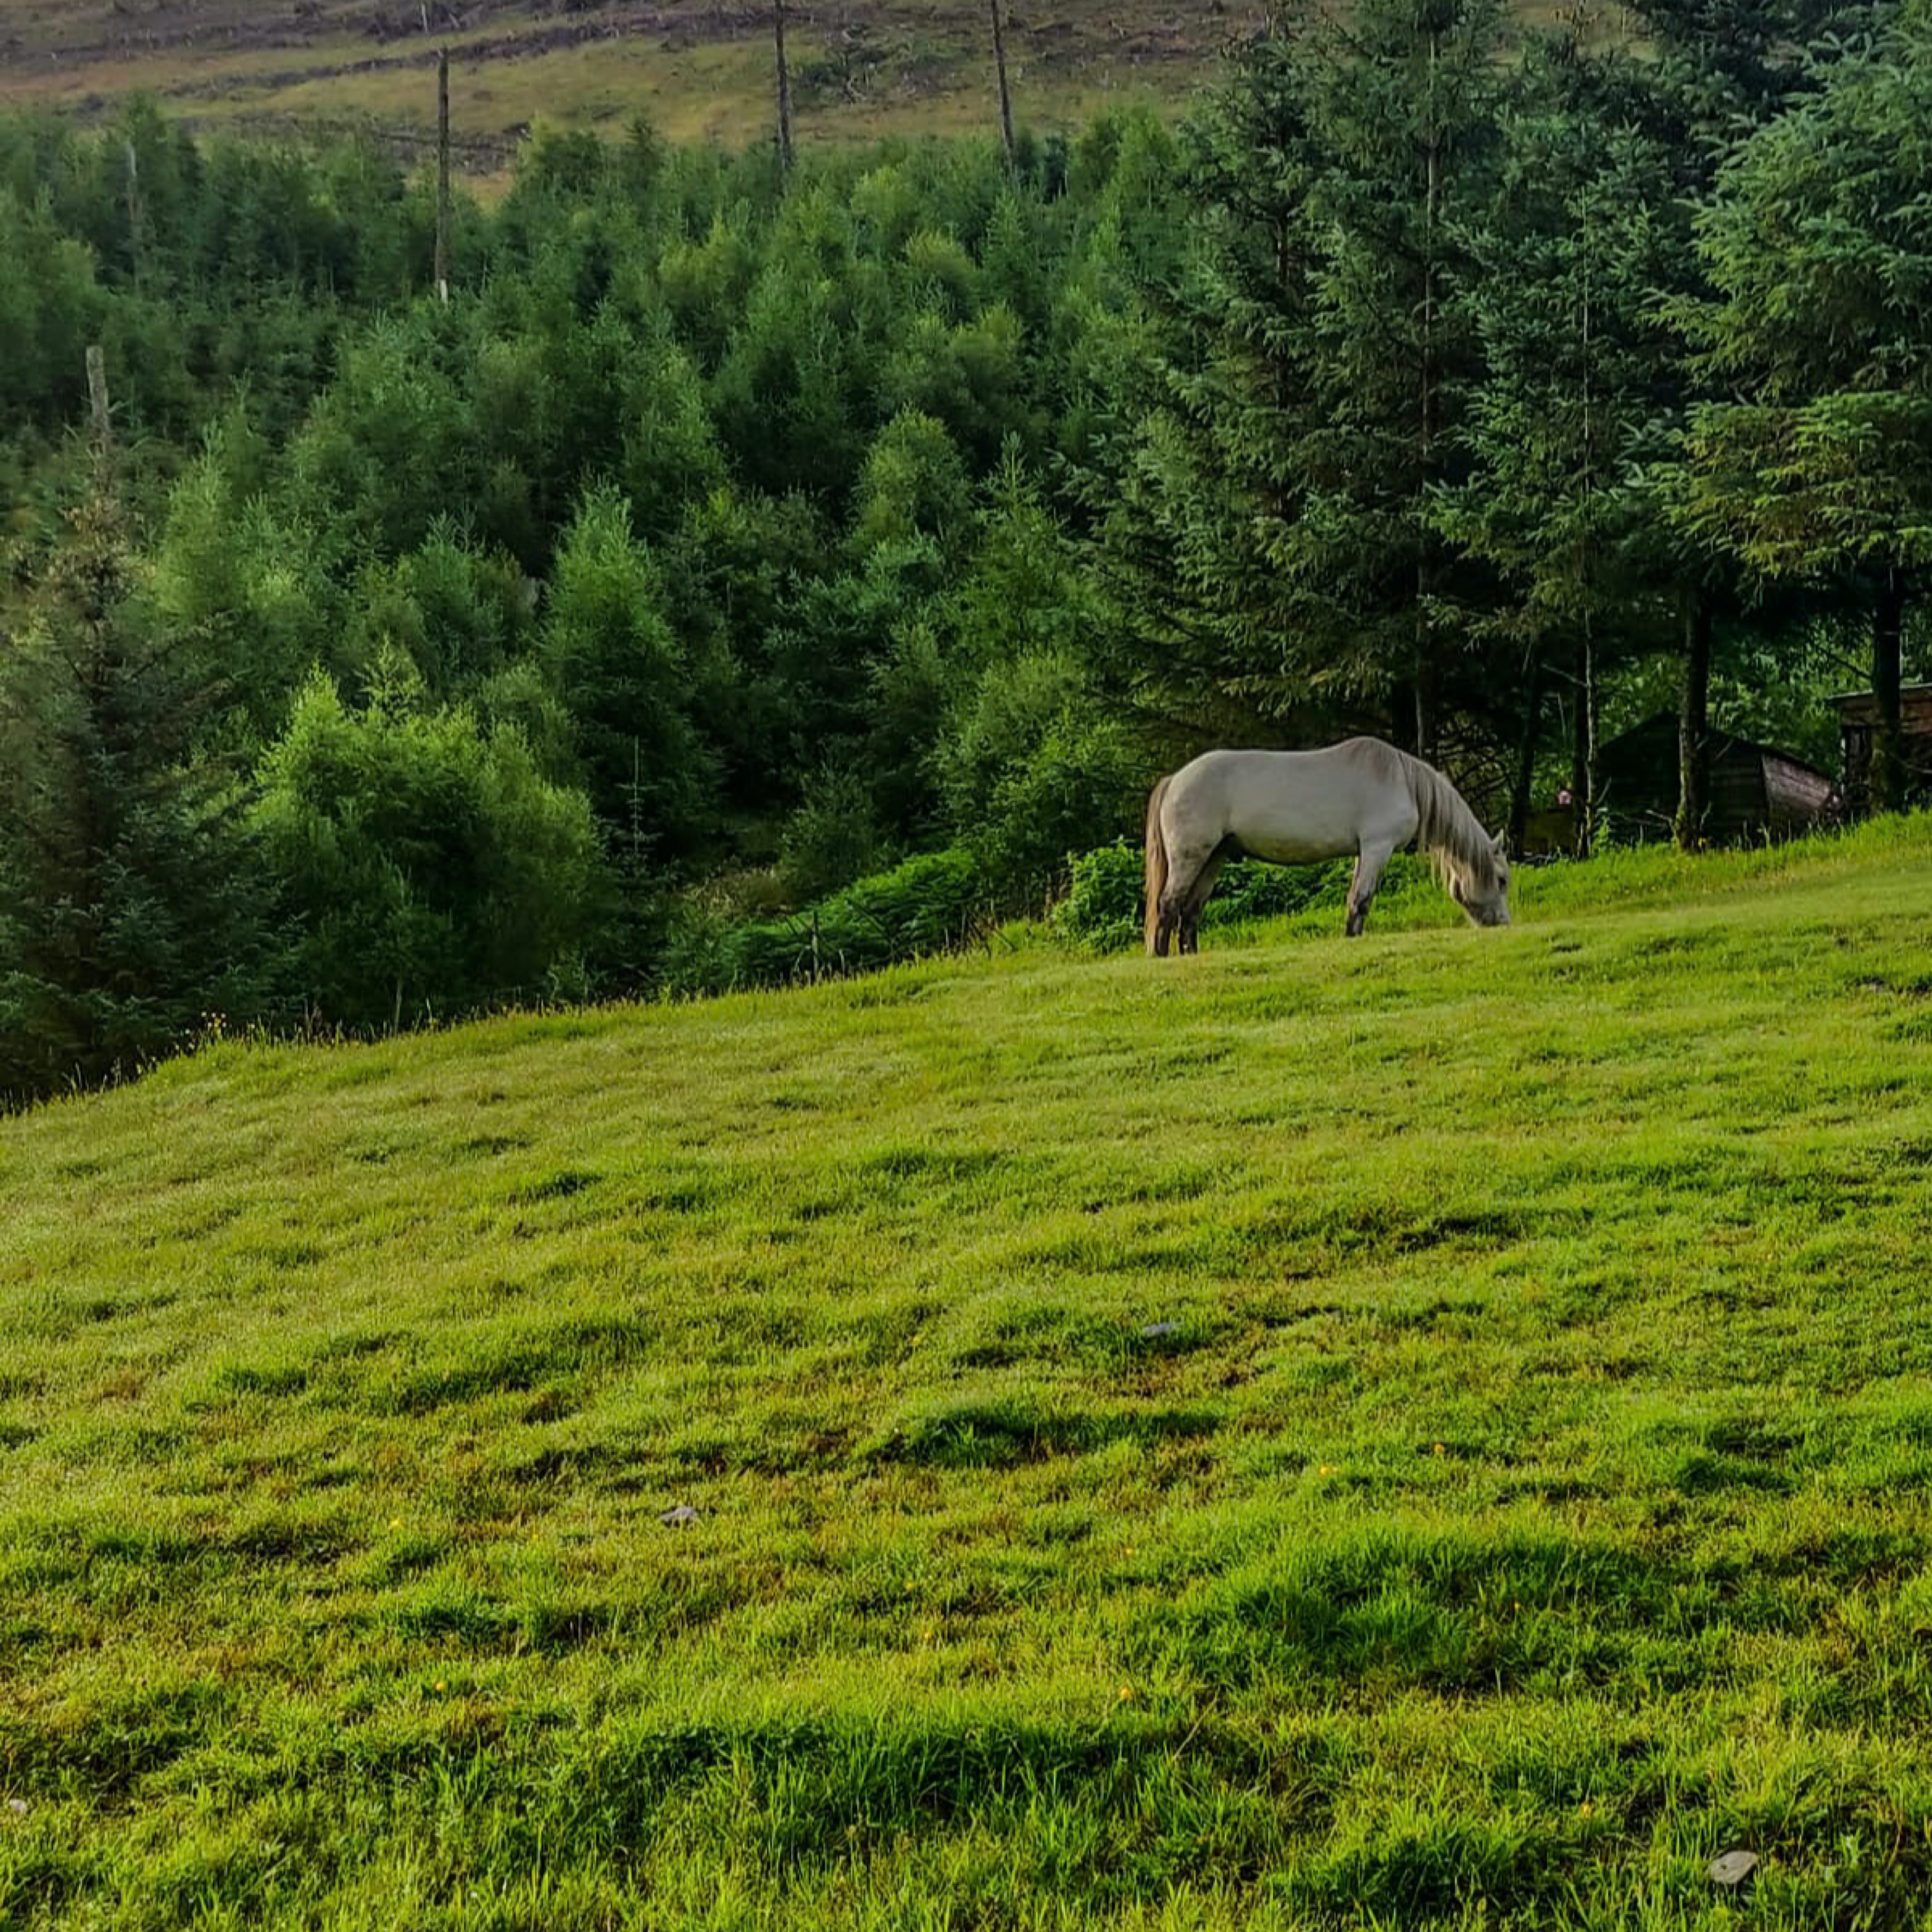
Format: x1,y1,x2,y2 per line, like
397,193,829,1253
1164,740,1417,864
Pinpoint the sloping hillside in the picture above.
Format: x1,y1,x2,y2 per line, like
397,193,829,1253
0,0,1257,160
5,821,1932,1928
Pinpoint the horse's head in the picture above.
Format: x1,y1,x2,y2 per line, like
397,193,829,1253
1451,834,1511,927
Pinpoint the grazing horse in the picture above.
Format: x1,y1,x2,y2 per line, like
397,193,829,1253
1144,738,1510,956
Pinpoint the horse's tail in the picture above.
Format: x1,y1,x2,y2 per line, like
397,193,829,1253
1143,773,1172,954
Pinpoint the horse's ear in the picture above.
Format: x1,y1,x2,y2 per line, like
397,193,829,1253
1491,830,1507,855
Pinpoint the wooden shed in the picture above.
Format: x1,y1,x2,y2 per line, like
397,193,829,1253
1832,684,1932,812
1596,713,1836,845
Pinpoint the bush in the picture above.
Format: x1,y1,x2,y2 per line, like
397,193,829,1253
1052,842,1442,952
253,672,605,1028
1210,857,1353,923
779,764,886,903
937,653,1142,898
662,847,988,995
1050,842,1142,952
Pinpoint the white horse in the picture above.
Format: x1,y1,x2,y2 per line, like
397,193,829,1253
1143,738,1510,955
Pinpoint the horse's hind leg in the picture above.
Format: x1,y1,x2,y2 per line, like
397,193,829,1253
1158,840,1221,957
1176,844,1233,955
1345,842,1395,938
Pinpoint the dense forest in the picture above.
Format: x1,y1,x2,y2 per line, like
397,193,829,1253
2,0,1927,1102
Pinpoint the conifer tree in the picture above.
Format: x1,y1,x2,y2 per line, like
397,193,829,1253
1441,38,1686,848
1677,11,1932,811
0,475,274,1102
1088,0,1510,758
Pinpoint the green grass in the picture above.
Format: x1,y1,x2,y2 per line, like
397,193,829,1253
6,818,1932,1928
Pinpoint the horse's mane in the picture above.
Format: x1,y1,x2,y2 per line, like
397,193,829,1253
1398,749,1500,893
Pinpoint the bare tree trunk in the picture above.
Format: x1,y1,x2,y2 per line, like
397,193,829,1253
435,48,452,302
1388,679,1420,756
1414,20,1441,770
773,0,794,174
1414,670,1438,769
1675,592,1712,850
124,140,143,286
85,345,112,460
1508,658,1542,857
1571,631,1597,857
1872,564,1906,812
990,0,1017,174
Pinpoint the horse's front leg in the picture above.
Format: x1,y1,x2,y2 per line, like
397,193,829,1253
1345,843,1395,938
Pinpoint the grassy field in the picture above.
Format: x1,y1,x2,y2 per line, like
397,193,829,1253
0,0,1247,165
5,820,1932,1927
0,0,1640,171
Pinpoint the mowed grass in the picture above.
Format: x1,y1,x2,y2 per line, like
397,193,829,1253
6,820,1932,1928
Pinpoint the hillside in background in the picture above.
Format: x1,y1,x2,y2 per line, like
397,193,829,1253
0,0,1262,164
6,822,1932,1927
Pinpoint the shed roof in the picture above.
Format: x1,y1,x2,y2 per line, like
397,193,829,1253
1599,712,1830,782
1830,682,1932,709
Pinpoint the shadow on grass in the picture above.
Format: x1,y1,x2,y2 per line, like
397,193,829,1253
856,1392,1224,1469
1134,1518,1923,1699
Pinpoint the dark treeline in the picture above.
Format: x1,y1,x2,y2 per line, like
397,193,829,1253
2,0,1928,1101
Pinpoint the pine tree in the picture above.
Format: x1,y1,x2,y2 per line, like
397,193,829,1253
0,476,275,1102
1440,36,1687,849
1677,12,1932,811
1085,0,1511,760
1290,0,1510,762
1083,30,1325,740
1624,0,1890,149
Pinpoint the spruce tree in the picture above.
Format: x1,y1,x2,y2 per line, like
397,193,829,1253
1677,12,1932,811
0,475,275,1103
1440,37,1687,849
1087,0,1510,760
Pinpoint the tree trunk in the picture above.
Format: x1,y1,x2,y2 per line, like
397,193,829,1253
124,140,143,287
1571,631,1597,857
1413,19,1441,777
1388,679,1420,756
85,345,112,460
1508,658,1542,857
773,0,794,174
434,49,452,302
1675,591,1711,851
1871,565,1905,813
990,0,1017,175
1413,664,1439,769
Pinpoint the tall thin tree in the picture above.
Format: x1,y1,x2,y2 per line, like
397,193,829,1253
774,0,795,173
85,344,112,461
435,48,452,301
1677,22,1932,816
990,0,1018,175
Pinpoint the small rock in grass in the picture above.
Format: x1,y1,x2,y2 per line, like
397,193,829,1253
1708,1849,1757,1888
660,1504,700,1528
5,1798,26,1817
1139,1321,1179,1338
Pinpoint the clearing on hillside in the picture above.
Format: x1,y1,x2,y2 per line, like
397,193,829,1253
4,820,1932,1928
0,0,1257,160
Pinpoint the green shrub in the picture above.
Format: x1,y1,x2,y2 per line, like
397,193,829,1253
1050,842,1141,952
1051,843,1444,953
779,764,886,903
253,673,604,1028
662,848,988,995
